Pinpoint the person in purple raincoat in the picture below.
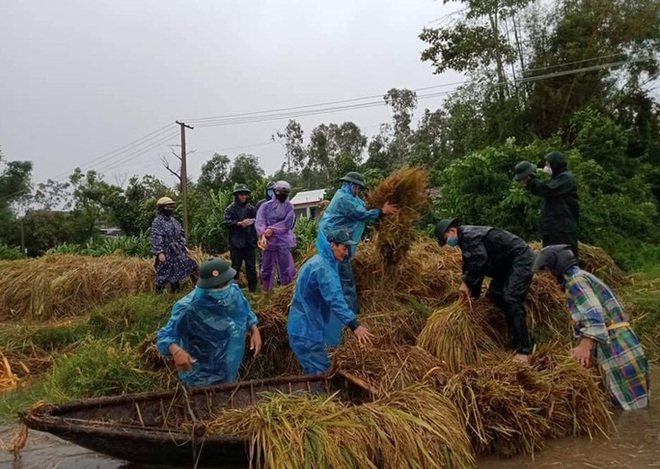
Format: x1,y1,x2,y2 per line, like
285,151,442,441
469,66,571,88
256,181,296,291
151,197,198,293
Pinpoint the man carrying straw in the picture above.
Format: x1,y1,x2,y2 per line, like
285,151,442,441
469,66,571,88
435,218,534,362
317,171,398,314
534,245,649,410
288,230,374,374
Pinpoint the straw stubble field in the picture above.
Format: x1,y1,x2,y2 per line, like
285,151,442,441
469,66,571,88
1,167,657,468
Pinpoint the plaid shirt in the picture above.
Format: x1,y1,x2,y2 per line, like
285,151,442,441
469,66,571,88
564,266,649,410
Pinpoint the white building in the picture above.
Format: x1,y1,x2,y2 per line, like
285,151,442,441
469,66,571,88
290,189,326,219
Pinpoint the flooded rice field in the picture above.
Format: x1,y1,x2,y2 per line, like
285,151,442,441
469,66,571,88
1,367,657,469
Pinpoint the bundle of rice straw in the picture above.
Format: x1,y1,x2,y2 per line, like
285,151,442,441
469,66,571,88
578,242,625,286
332,344,446,394
355,386,474,468
418,298,504,372
0,350,19,392
136,332,171,372
359,295,430,346
200,386,474,469
524,271,571,340
0,255,155,320
353,238,462,306
530,344,612,439
241,301,301,379
366,167,429,267
442,353,551,457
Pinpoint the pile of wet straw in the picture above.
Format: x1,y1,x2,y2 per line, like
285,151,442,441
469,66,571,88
198,385,474,469
331,344,446,394
443,348,612,457
0,255,155,320
417,298,505,372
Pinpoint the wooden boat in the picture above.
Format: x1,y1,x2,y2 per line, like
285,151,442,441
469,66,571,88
21,372,371,467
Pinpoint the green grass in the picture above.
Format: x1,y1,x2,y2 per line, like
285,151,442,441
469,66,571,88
48,339,165,400
0,380,52,423
88,292,178,345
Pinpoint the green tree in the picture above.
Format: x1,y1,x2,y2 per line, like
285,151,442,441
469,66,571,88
228,154,265,189
198,153,230,191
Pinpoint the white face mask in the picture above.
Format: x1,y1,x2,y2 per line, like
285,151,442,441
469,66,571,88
543,166,553,176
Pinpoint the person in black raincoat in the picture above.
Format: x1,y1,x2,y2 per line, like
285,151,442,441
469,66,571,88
435,218,533,362
151,197,198,293
224,184,258,292
518,151,580,259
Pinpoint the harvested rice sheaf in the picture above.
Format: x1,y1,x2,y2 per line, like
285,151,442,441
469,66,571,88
525,271,571,340
332,344,446,394
242,297,301,379
353,238,462,306
366,167,429,267
0,255,155,320
442,354,552,457
200,386,475,469
358,295,430,346
530,344,612,439
418,299,504,372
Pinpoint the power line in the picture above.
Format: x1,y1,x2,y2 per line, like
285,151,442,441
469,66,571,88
188,58,647,129
47,124,176,182
184,81,464,124
94,131,180,173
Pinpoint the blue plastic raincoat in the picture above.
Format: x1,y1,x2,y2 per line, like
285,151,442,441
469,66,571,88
317,183,381,315
287,234,360,373
156,284,258,386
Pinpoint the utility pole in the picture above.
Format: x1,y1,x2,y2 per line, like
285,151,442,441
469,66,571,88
176,121,194,239
20,217,26,255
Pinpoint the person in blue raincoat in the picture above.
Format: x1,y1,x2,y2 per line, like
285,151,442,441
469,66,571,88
156,257,262,386
317,172,398,314
287,230,374,374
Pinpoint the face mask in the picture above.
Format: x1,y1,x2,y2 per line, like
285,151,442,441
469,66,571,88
161,207,174,216
543,166,553,176
276,193,288,203
207,283,232,300
446,236,459,247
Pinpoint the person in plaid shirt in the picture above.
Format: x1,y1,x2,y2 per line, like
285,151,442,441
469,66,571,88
533,245,649,410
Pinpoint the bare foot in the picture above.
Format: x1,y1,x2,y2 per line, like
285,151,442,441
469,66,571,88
513,353,530,364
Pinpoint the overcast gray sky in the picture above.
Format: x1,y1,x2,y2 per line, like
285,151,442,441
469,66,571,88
0,0,463,187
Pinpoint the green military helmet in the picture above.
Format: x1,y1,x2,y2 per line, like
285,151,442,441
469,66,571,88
339,171,367,189
514,161,537,181
197,257,237,289
232,183,251,195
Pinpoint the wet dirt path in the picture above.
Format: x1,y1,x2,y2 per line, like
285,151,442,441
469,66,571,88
1,367,657,469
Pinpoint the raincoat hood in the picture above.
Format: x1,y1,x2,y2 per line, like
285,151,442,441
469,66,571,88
544,151,567,177
315,232,338,266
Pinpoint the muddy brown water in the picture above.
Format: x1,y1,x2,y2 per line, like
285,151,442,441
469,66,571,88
1,367,658,469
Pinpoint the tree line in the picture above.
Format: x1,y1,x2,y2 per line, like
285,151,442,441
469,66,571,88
0,0,658,269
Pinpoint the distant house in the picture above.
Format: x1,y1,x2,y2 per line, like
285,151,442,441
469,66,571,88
290,189,326,219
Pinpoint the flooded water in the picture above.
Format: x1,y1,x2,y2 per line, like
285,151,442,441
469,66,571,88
2,367,658,469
